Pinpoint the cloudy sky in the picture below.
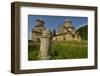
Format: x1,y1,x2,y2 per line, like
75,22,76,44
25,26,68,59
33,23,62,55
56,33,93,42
28,15,88,40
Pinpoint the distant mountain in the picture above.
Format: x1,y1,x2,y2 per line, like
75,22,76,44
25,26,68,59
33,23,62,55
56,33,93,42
76,25,88,40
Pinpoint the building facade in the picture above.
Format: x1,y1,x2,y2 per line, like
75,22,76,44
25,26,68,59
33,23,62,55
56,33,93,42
32,19,81,42
32,19,46,42
52,20,81,42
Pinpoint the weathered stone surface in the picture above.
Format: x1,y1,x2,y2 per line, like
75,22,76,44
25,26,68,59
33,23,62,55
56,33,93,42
40,29,52,60
32,19,45,42
52,19,81,42
32,19,81,42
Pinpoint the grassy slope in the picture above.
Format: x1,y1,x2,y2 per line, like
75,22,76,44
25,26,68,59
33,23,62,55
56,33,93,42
28,43,40,60
28,41,88,60
50,41,88,60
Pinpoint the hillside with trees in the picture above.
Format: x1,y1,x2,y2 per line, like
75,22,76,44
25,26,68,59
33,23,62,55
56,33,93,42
76,25,88,40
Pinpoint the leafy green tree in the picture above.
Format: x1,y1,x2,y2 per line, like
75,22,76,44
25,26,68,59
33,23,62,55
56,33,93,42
76,25,88,40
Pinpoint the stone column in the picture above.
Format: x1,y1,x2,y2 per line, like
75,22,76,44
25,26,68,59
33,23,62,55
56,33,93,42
40,29,52,60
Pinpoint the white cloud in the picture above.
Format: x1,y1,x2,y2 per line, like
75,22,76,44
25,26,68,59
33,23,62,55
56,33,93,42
76,24,87,30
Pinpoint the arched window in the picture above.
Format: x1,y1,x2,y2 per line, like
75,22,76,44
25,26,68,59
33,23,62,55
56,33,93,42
35,38,40,42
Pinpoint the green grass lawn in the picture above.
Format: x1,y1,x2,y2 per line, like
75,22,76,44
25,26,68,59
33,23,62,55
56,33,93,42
28,40,88,60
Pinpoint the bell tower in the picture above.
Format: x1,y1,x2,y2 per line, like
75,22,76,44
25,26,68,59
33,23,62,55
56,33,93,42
35,19,45,27
32,19,46,42
64,19,72,27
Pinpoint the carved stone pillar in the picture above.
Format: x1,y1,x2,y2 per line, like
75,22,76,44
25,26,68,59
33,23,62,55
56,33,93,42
40,29,52,60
